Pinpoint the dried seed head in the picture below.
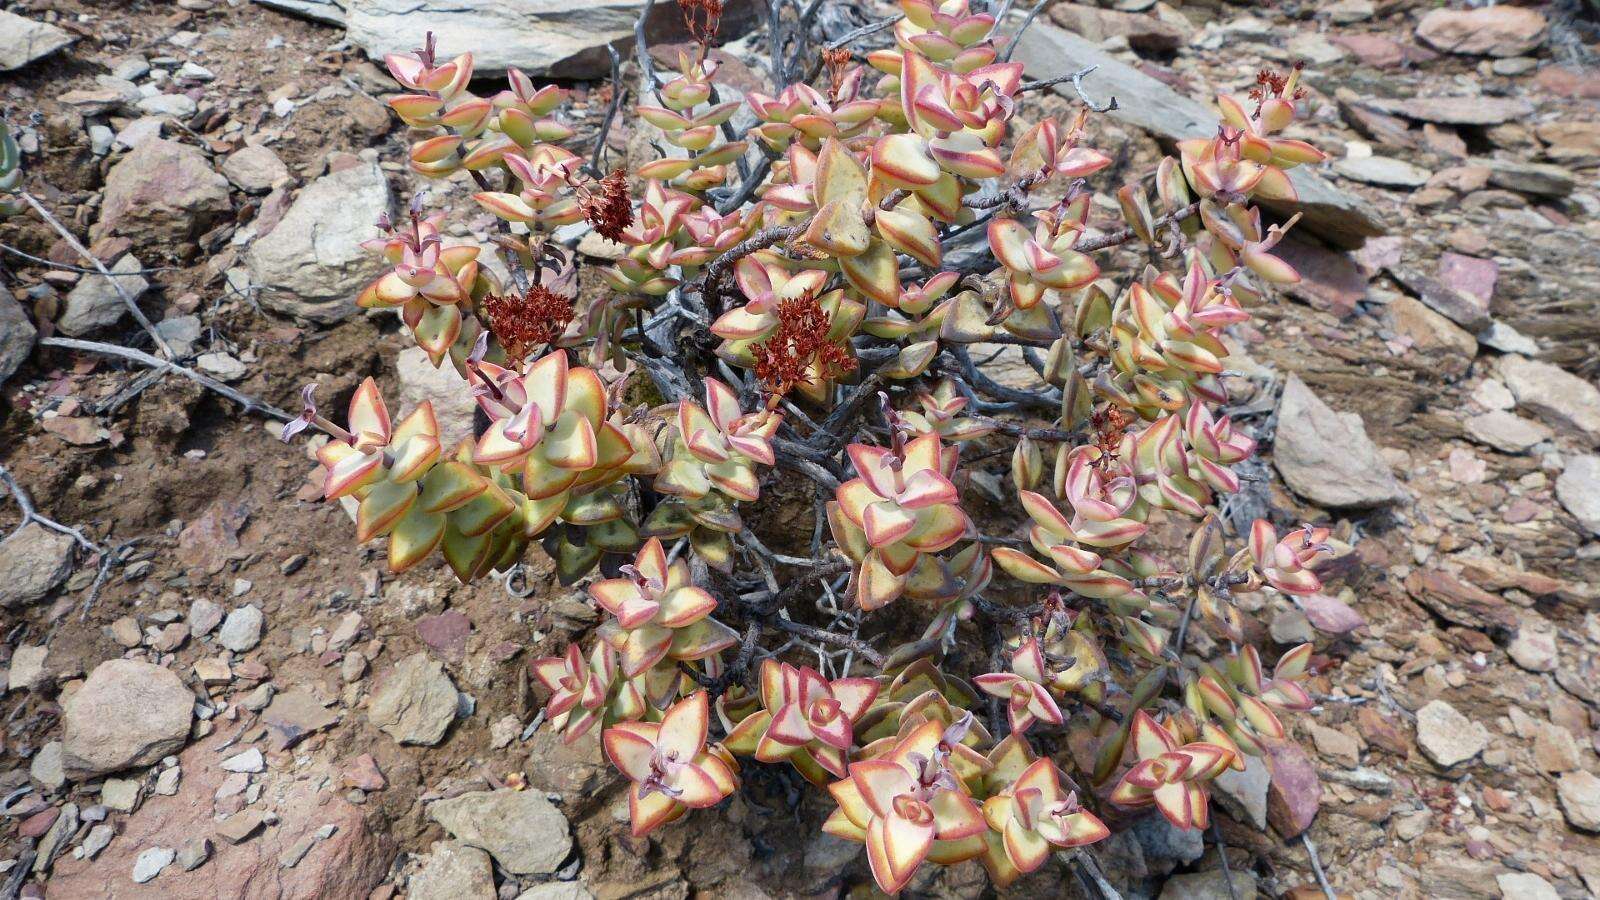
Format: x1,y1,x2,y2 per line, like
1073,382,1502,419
483,284,575,366
751,293,855,394
581,168,634,242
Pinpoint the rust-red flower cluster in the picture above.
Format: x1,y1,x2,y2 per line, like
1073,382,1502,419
483,284,574,366
751,294,855,394
580,168,634,243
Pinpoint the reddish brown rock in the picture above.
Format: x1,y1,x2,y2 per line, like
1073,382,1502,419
1416,6,1546,57
416,610,471,663
1356,706,1410,757
48,733,393,899
1263,739,1322,838
342,754,386,792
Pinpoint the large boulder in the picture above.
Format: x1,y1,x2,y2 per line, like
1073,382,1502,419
246,158,391,322
0,523,75,608
344,0,762,77
62,659,195,778
1010,23,1383,247
94,139,231,250
0,10,74,71
1272,374,1405,509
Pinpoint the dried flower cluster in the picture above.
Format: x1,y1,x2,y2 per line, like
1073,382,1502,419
278,1,1343,892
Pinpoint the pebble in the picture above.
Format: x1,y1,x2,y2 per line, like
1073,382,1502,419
218,605,264,652
1417,700,1489,767
222,748,265,774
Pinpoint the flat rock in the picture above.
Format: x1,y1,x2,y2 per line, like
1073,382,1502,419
1557,770,1600,832
1464,410,1551,454
1498,356,1600,445
1416,6,1546,57
251,0,346,25
1556,455,1600,537
9,644,51,692
429,789,572,875
30,740,65,791
407,841,496,900
1474,156,1575,198
1371,95,1534,127
0,283,36,386
1273,374,1404,508
367,652,458,746
1416,700,1487,768
62,659,195,779
1335,155,1430,188
0,10,74,71
94,139,230,249
131,846,175,883
59,254,151,337
0,523,75,607
1011,22,1383,247
395,346,477,448
345,0,760,77
246,158,391,323
1495,873,1558,900
263,688,340,750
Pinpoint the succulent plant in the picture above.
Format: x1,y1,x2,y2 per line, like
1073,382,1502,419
276,3,1341,889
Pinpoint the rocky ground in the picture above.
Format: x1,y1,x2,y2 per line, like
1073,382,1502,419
0,0,1598,898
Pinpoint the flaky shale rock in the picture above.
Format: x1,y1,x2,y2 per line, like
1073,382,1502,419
428,789,572,875
367,652,458,746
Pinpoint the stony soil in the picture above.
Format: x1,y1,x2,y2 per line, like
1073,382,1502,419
0,0,1599,898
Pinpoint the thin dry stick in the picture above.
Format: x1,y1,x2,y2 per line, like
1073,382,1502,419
1302,833,1337,900
19,191,175,360
39,336,292,421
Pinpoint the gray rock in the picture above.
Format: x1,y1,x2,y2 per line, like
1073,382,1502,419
1273,374,1405,508
1475,157,1575,198
1416,700,1487,768
35,802,78,874
396,346,478,448
428,789,572,875
136,93,199,119
1478,321,1539,356
82,823,115,859
1159,869,1258,900
218,605,264,652
189,598,224,636
1556,455,1600,537
1495,873,1558,900
30,741,65,791
58,254,150,337
1507,616,1558,673
62,659,195,778
0,523,75,607
345,0,760,77
95,139,230,248
176,837,212,871
367,652,458,746
222,748,266,773
1011,22,1383,247
89,125,116,155
246,158,391,322
1369,95,1534,127
0,284,36,386
1333,155,1430,189
197,351,247,382
222,145,290,193
1464,410,1551,454
252,0,347,24
407,841,495,900
0,10,74,71
132,846,175,884
9,644,51,692
101,777,143,812
154,315,203,358
1212,753,1270,830
1557,770,1600,832
1131,813,1202,875
1498,356,1600,445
